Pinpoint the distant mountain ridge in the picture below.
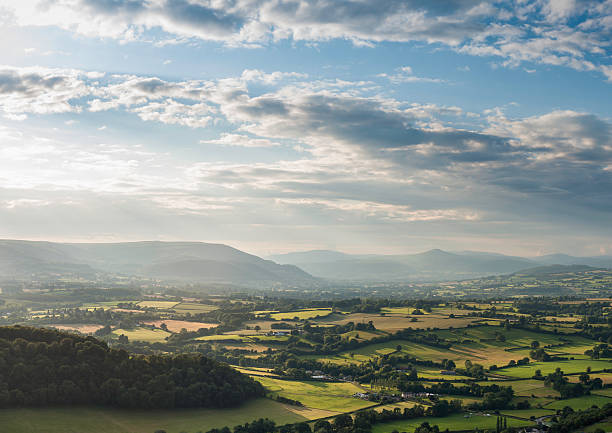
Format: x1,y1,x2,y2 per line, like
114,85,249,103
0,240,316,287
268,249,612,281
2,240,610,286
528,253,612,268
511,264,600,276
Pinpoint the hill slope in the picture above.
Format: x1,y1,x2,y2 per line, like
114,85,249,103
270,249,611,281
0,240,316,286
0,326,264,408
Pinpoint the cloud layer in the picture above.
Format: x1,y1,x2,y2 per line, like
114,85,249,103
0,64,611,254
4,0,611,79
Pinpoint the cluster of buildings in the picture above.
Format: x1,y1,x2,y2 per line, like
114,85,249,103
352,391,439,402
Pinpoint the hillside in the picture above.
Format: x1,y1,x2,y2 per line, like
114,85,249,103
270,249,611,282
511,264,600,276
0,326,264,408
529,253,612,268
0,240,316,287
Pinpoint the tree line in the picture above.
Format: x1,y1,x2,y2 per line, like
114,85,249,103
0,326,263,409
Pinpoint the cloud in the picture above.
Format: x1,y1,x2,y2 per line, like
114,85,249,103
377,66,446,84
10,0,245,41
88,75,218,127
0,65,611,253
132,100,213,128
241,69,308,84
274,198,480,222
0,66,89,117
5,1,612,79
200,133,280,148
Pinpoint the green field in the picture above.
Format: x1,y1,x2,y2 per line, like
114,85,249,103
570,372,612,385
545,394,612,411
594,388,612,397
312,325,599,369
435,325,594,356
251,335,291,342
253,376,376,413
381,307,432,315
112,327,171,342
137,301,180,309
583,418,612,432
308,339,479,366
499,408,555,419
494,359,612,378
196,334,247,342
478,379,560,398
82,301,142,310
371,412,534,433
341,330,386,341
0,399,314,433
437,325,591,344
320,312,478,332
416,367,472,381
306,339,407,364
311,336,523,367
172,302,219,314
268,308,333,321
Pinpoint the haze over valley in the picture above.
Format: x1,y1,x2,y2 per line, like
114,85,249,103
1,1,612,433
1,239,611,289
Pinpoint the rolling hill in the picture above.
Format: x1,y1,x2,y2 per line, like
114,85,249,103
0,240,317,287
269,249,612,281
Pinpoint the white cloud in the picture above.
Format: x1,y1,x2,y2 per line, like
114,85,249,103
378,66,446,84
0,66,89,118
276,198,480,222
241,69,308,84
0,65,611,248
200,133,280,147
4,0,611,79
132,100,213,128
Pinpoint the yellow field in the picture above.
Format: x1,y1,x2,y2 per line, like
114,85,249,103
47,324,104,334
112,327,171,342
172,302,219,314
233,367,278,376
253,376,376,413
142,320,218,332
267,308,333,321
137,301,180,309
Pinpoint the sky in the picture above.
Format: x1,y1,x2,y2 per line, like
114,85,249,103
0,0,611,257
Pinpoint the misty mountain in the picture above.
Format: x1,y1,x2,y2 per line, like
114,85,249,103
3,239,610,286
270,249,612,281
0,240,316,287
511,264,599,276
269,250,354,264
529,253,612,268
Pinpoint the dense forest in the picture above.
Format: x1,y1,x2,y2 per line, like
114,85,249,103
0,326,264,408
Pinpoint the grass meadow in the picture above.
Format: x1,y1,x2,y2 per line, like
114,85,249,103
253,376,376,413
494,359,612,378
545,394,612,411
370,412,534,433
0,399,314,433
